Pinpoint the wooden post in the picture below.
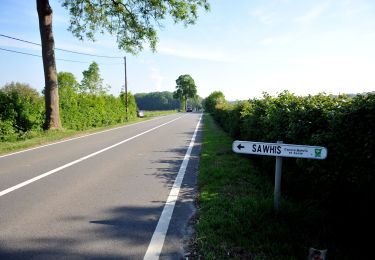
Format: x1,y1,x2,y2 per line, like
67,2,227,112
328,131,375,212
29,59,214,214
274,141,283,213
124,56,128,121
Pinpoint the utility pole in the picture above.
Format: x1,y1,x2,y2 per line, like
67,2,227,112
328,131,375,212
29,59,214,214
124,56,128,121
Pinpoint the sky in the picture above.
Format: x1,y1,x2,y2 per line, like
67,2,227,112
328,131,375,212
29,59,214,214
1,0,375,100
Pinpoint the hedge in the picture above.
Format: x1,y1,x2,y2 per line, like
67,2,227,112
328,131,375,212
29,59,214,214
0,82,137,140
209,91,375,253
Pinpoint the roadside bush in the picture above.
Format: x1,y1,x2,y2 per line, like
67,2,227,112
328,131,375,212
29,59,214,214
0,82,44,140
203,91,226,114
212,101,250,139
120,91,138,120
0,79,138,140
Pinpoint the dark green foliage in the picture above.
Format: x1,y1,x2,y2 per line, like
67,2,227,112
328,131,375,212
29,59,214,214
134,91,180,110
209,91,375,258
173,74,198,110
61,0,210,54
0,82,44,141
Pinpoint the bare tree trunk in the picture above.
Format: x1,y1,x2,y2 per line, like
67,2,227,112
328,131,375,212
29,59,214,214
37,0,62,130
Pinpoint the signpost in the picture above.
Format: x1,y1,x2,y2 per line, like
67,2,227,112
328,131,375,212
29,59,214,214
232,141,327,159
232,140,327,213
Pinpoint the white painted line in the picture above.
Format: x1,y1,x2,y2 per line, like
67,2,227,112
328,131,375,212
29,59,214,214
0,115,171,159
143,114,202,260
0,116,183,198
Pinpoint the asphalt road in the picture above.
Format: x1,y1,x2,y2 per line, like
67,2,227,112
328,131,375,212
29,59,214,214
0,113,202,259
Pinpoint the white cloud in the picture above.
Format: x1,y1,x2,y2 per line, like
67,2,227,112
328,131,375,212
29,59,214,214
157,41,237,62
259,35,291,45
55,42,99,55
295,2,331,24
248,54,375,97
150,67,164,91
251,9,280,25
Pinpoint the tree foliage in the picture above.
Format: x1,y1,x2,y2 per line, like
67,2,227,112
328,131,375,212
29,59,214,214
203,90,226,113
61,0,210,54
120,91,137,119
80,62,107,94
135,91,180,110
58,72,79,92
0,82,44,140
190,95,203,110
173,74,197,110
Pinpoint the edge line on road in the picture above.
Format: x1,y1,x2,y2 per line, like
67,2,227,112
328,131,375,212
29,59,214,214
0,115,174,159
143,114,202,260
0,116,183,198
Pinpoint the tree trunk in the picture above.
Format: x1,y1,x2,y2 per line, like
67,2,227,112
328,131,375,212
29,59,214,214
184,97,187,111
37,0,62,130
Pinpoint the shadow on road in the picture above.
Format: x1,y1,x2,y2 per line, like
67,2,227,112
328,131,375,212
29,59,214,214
0,124,202,259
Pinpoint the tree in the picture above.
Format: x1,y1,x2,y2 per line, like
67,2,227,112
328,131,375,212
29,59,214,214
134,91,180,110
57,72,79,92
173,74,198,111
120,91,137,119
0,82,44,134
37,0,210,130
80,62,106,94
37,0,61,130
191,95,203,111
203,91,226,113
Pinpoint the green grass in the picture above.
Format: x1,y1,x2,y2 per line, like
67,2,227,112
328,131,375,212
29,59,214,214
195,114,331,259
0,110,176,155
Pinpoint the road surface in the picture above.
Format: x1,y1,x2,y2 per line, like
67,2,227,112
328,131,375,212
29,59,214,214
0,113,202,259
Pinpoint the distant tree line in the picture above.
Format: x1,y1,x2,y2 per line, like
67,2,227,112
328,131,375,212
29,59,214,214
134,91,180,110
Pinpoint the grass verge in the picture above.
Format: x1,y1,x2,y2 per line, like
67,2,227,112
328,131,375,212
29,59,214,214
0,110,176,155
194,114,331,259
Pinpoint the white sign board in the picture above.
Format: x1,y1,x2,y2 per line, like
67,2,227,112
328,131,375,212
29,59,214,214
232,141,327,159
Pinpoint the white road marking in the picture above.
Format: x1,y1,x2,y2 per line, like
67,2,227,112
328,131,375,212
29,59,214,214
0,116,183,197
143,114,202,260
0,115,168,159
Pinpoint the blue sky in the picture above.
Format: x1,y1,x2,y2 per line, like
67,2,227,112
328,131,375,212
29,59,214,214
1,0,375,100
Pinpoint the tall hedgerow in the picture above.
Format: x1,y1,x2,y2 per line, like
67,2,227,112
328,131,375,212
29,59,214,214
208,90,375,256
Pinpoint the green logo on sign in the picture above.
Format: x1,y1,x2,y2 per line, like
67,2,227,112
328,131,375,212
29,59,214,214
315,149,322,157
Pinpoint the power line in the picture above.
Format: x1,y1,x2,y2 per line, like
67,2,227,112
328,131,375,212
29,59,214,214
0,47,122,65
0,47,88,63
0,33,123,59
0,47,41,58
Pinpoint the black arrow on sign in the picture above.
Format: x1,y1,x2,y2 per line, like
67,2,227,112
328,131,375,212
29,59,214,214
237,144,245,150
